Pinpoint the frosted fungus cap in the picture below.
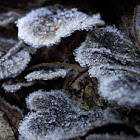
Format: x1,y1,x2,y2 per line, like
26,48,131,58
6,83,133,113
25,69,68,81
0,50,31,79
74,26,140,107
16,5,105,48
18,90,119,140
0,38,31,79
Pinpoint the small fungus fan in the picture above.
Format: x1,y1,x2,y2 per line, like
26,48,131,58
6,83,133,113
74,26,140,107
17,5,104,48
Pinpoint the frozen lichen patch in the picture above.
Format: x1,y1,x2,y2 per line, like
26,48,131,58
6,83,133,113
74,26,140,107
25,69,68,82
16,5,104,48
18,90,119,140
0,50,31,79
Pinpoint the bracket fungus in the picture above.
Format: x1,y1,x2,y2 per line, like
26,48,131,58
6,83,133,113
0,110,15,140
0,38,36,80
0,2,140,140
74,26,140,107
2,79,34,93
16,5,104,48
0,50,31,79
18,90,120,140
25,69,69,82
99,72,140,106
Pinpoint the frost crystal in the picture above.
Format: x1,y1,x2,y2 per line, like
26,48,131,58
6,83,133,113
99,72,140,106
0,50,31,79
0,97,24,118
74,26,138,69
25,69,68,81
18,90,119,140
86,134,140,140
2,80,34,93
17,5,104,48
74,26,140,107
2,82,22,93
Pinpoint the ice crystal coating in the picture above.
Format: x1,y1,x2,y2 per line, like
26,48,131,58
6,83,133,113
86,134,140,140
25,69,68,81
0,97,24,119
74,26,140,107
2,82,22,93
17,5,104,48
2,80,34,93
99,72,140,106
0,50,31,79
88,64,140,78
19,90,119,140
74,26,138,68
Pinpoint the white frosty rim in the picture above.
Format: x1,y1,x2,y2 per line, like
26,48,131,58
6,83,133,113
17,7,104,48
